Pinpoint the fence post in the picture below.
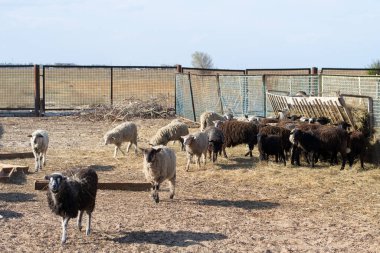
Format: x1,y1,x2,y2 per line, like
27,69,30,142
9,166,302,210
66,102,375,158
188,73,197,122
34,65,40,116
262,75,267,117
311,67,318,95
110,67,113,106
41,65,45,114
216,74,224,115
176,64,183,73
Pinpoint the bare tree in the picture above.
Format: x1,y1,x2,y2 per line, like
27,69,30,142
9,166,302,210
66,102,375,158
191,51,214,69
367,59,380,75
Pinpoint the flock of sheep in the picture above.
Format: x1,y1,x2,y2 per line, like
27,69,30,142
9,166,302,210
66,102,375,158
28,110,367,244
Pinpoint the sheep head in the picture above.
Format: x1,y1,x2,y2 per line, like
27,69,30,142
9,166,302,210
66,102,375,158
141,147,162,163
182,135,194,146
45,173,67,194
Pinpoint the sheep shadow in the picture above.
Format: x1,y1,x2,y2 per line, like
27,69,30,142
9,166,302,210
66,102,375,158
195,199,280,210
87,164,114,172
0,210,23,219
113,230,227,247
218,157,258,170
0,192,36,202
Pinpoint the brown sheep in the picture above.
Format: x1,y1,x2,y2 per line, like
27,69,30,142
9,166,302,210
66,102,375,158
214,120,258,158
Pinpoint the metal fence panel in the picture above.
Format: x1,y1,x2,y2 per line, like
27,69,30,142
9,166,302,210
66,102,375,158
43,66,111,109
0,65,35,109
112,67,176,108
321,75,380,131
175,74,195,121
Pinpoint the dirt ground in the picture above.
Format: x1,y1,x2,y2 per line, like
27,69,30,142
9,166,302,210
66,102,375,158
0,116,379,253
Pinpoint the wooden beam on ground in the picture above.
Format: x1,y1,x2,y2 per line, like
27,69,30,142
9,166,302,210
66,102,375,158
34,180,151,191
0,164,29,182
0,152,34,160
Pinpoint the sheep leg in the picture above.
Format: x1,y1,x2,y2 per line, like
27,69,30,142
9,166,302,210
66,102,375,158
86,212,92,236
77,210,84,231
126,142,132,153
340,153,347,170
151,183,160,203
42,151,47,165
186,154,192,171
61,217,70,245
169,174,176,199
33,151,39,172
133,141,138,154
222,146,228,158
360,153,365,169
203,151,207,165
196,156,201,169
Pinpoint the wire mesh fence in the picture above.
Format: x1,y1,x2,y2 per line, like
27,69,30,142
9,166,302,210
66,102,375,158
0,65,35,109
42,65,176,110
43,66,111,109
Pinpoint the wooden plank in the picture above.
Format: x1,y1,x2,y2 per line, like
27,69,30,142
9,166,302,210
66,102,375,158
35,180,151,191
0,152,34,160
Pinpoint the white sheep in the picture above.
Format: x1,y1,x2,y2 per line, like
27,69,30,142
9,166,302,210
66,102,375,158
182,131,209,171
149,120,189,150
30,129,49,172
104,122,138,158
140,146,176,203
199,111,233,131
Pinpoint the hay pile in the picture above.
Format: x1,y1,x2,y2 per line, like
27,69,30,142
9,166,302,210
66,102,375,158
74,97,175,122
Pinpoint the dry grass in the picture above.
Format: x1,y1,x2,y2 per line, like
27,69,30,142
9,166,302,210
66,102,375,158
0,116,379,252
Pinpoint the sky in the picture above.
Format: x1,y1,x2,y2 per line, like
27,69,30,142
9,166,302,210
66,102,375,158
0,0,379,69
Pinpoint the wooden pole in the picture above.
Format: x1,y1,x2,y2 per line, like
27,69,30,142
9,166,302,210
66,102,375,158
35,180,151,191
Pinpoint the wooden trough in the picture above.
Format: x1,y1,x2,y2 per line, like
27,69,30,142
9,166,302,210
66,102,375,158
0,152,34,160
0,163,29,182
35,180,151,191
266,91,359,128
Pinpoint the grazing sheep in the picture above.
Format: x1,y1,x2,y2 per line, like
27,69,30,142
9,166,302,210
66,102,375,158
30,129,49,172
214,120,258,158
347,130,367,169
104,122,138,158
199,111,233,131
45,168,98,245
257,133,286,165
141,146,176,203
203,126,224,163
182,132,209,171
150,120,189,150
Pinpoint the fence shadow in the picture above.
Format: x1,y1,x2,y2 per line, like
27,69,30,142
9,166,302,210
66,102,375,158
0,192,36,202
218,157,258,170
0,210,23,219
113,230,227,247
195,199,280,210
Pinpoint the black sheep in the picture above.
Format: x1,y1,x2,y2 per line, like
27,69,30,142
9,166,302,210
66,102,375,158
291,128,320,167
203,126,224,163
257,133,286,165
45,167,98,245
259,125,292,160
347,130,367,169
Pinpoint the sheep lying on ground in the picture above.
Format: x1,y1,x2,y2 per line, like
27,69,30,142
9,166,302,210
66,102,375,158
141,146,176,203
257,133,286,165
104,122,138,158
45,168,98,245
150,120,189,150
182,132,209,171
203,126,224,163
214,120,258,158
199,111,233,131
30,129,49,172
